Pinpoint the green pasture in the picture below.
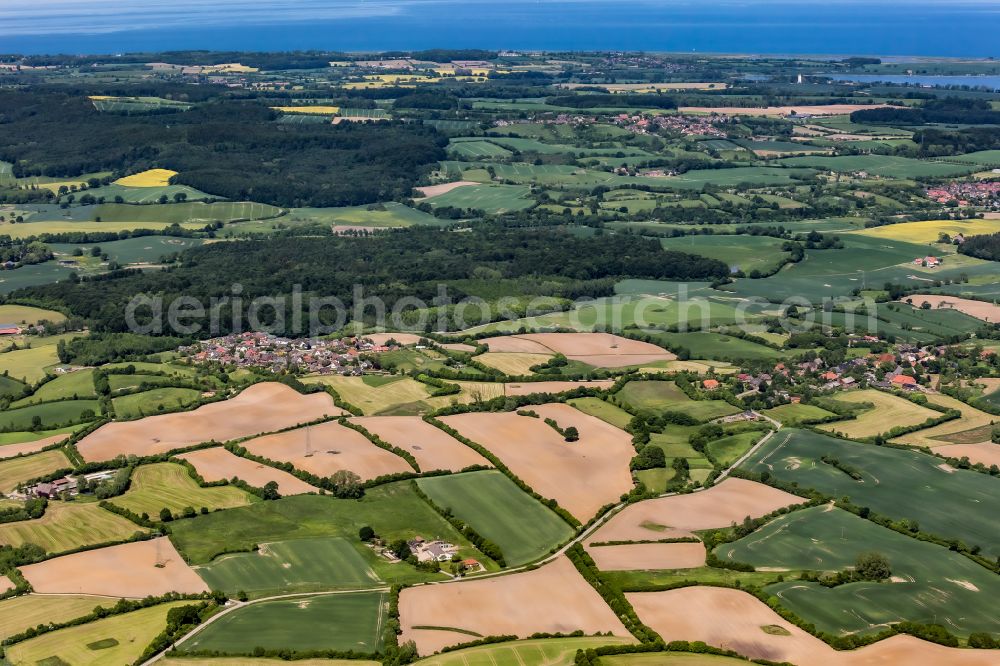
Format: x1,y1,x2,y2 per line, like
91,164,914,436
777,154,976,178
111,462,256,518
0,399,99,431
195,536,380,597
168,483,483,582
717,505,1000,638
614,381,739,421
179,592,386,655
416,470,574,566
112,387,202,419
568,397,634,429
10,369,96,407
643,331,783,362
740,429,1000,558
423,183,535,213
660,235,791,274
94,201,279,224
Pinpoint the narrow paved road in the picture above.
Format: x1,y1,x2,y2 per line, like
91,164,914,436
143,414,784,664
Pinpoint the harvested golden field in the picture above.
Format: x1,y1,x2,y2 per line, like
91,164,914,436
348,416,490,472
628,587,996,665
0,448,71,493
504,380,615,396
679,104,889,117
177,447,319,495
818,389,939,439
114,168,177,187
20,538,209,598
0,502,145,554
440,403,635,520
902,294,1000,322
590,478,803,543
477,351,553,375
414,181,477,198
0,433,68,460
242,420,412,481
587,542,706,571
77,382,340,461
363,332,427,345
933,443,1000,467
271,105,340,114
0,594,116,641
893,393,996,450
482,333,675,368
400,557,632,655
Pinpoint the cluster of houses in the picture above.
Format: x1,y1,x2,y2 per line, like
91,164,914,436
180,332,403,374
926,181,1000,209
15,470,116,501
615,113,730,137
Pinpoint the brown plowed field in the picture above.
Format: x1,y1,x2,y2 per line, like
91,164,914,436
78,383,341,461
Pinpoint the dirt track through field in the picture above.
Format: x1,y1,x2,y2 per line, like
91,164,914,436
78,383,341,461
399,557,631,655
177,447,320,495
242,420,412,480
20,538,209,598
349,416,490,472
587,542,706,570
628,587,997,665
440,403,635,520
589,478,803,542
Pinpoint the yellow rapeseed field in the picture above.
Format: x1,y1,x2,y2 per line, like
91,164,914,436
114,168,178,188
850,218,1000,244
271,106,340,115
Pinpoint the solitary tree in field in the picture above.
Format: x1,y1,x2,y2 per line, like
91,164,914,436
855,551,891,581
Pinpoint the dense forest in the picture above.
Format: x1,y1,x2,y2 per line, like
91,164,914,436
958,233,1000,262
0,90,446,207
852,98,1000,126
16,225,729,335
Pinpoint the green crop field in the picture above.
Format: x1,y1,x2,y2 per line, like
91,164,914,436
946,150,1000,167
112,387,202,418
415,637,636,666
424,183,535,213
260,202,444,231
0,399,100,431
568,397,634,429
777,154,977,178
416,471,574,566
0,595,116,642
706,431,762,466
4,601,189,666
69,182,217,204
0,304,67,325
741,429,1000,558
111,463,256,518
10,369,96,407
168,483,484,582
50,236,206,266
659,235,792,274
195,536,380,597
716,505,1000,637
642,331,783,362
93,201,280,224
0,501,145,553
615,381,740,421
761,403,836,425
179,592,386,655
92,95,193,113
448,139,514,159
